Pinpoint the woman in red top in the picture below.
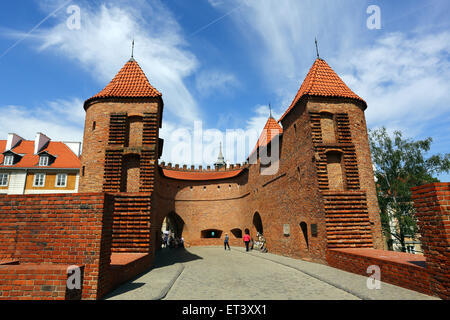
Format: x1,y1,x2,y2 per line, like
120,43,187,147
243,232,251,251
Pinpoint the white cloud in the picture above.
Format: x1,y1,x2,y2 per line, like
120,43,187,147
0,98,84,142
19,0,201,124
210,0,367,106
195,70,239,97
209,1,450,153
336,31,450,137
207,0,224,8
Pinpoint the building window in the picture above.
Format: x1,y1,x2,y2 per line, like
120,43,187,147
201,229,222,238
92,121,96,131
55,174,67,187
39,156,49,166
406,245,415,254
33,173,46,187
0,173,8,186
3,155,14,166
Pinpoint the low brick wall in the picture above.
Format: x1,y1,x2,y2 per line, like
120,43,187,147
109,253,153,289
0,264,83,300
0,193,114,300
326,248,434,296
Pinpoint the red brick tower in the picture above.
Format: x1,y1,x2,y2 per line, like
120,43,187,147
279,58,384,249
79,57,163,194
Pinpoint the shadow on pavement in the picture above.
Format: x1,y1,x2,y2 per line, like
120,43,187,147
105,282,146,298
153,247,203,269
103,248,202,299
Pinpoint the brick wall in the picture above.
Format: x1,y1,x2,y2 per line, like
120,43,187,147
306,99,383,249
0,265,83,300
111,193,152,253
327,248,433,296
0,193,114,300
109,253,152,289
411,182,450,300
150,97,382,264
322,191,373,248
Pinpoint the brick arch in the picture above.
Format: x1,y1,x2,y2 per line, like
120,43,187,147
253,212,263,235
164,211,185,239
300,221,309,250
230,228,242,238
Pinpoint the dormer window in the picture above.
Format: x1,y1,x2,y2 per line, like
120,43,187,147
3,155,14,166
39,156,49,166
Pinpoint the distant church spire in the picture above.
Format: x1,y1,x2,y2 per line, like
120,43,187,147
214,142,226,170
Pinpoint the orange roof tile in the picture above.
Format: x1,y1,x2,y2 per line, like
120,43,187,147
0,140,80,169
84,58,162,109
161,168,245,181
279,58,366,122
249,116,283,158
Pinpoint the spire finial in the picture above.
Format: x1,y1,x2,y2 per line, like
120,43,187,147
131,39,135,59
315,37,320,59
269,103,273,118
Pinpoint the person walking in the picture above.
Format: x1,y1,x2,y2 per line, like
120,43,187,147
163,233,168,248
243,231,251,252
224,233,231,250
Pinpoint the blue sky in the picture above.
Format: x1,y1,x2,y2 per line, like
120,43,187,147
0,0,449,180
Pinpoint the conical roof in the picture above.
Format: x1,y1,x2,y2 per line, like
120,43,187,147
279,58,366,122
249,116,283,158
84,58,162,109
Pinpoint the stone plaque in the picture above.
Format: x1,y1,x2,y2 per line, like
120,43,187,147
283,224,290,236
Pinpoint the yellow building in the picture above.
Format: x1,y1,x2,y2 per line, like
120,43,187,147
0,133,80,195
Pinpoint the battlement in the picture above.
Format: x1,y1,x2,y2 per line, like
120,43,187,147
159,161,249,172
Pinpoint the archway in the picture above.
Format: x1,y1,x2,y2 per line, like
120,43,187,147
163,212,185,239
253,212,263,234
300,222,309,250
230,228,242,238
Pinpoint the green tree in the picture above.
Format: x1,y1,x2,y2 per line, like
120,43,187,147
369,127,450,252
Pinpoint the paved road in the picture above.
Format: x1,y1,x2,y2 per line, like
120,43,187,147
105,246,437,300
